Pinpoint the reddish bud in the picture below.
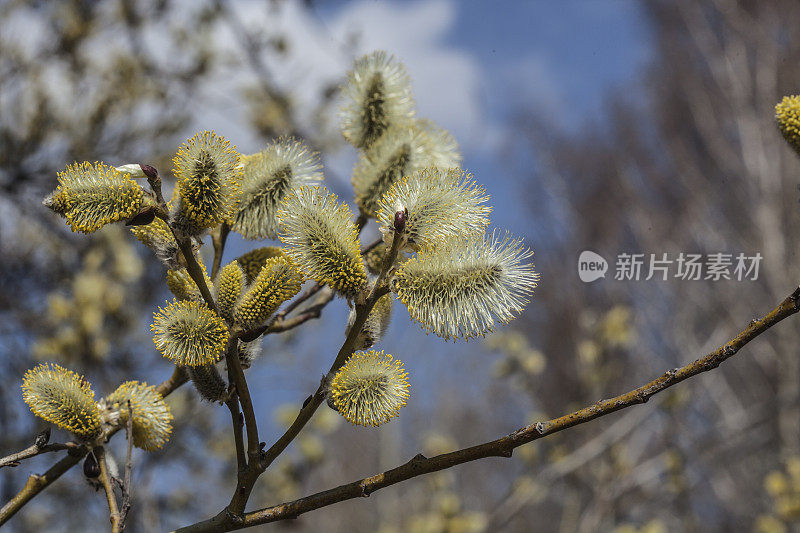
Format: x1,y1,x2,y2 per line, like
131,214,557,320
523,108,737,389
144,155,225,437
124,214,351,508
139,164,159,182
394,209,407,232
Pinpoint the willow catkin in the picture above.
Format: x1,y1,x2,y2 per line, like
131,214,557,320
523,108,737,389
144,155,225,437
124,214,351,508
21,363,103,438
43,161,146,234
104,381,173,451
233,256,303,330
340,51,416,150
329,350,409,427
377,167,490,251
352,120,461,217
232,137,323,240
277,186,367,298
151,300,229,366
392,232,539,340
171,131,242,236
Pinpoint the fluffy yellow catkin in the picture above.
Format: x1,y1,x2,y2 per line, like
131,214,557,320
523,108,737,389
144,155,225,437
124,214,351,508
340,51,416,150
277,186,367,298
166,255,213,303
233,256,303,329
352,120,461,217
377,167,491,251
44,161,145,234
171,131,242,235
392,231,539,341
214,261,245,322
231,137,324,240
776,95,800,156
21,363,103,438
130,216,182,268
104,381,173,451
151,300,229,366
330,350,410,427
236,247,286,283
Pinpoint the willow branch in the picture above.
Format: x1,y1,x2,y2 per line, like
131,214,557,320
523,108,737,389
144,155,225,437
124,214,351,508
224,332,263,516
263,288,334,335
118,401,134,531
0,441,80,469
176,286,800,532
226,394,247,475
360,237,382,255
0,451,84,526
95,446,121,532
172,232,218,312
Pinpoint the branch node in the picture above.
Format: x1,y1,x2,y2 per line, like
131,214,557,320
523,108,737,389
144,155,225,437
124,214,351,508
302,395,313,409
34,428,51,449
225,508,245,526
723,345,736,357
410,453,427,466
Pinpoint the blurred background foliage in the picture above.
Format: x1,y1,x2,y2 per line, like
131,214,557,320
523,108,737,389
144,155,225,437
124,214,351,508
2,0,800,531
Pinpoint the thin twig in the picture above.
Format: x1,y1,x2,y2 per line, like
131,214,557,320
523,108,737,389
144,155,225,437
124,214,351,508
260,230,402,470
0,451,85,526
118,401,134,530
224,333,262,516
264,288,335,335
226,394,247,475
172,232,218,312
95,446,121,532
0,442,80,469
176,286,800,532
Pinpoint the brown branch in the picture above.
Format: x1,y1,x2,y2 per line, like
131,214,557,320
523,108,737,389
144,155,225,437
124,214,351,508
226,394,247,475
172,232,218,312
0,441,80,469
360,237,382,255
156,366,189,397
0,450,85,526
176,286,800,532
263,288,334,335
118,401,134,530
95,446,121,532
224,333,262,516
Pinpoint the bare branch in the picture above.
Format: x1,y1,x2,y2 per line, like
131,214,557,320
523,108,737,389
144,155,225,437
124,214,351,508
0,451,85,526
176,286,800,532
0,440,81,469
118,401,134,531
226,394,247,475
95,446,121,532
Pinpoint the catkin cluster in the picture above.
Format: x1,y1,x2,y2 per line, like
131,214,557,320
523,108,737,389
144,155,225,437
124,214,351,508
33,50,544,442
